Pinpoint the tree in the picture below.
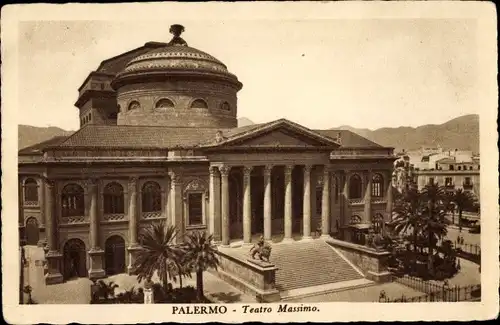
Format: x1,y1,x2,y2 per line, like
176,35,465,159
451,189,476,231
134,223,182,290
96,280,119,301
420,183,448,274
182,231,220,301
390,184,423,253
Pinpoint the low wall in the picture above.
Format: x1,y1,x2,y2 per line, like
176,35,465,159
326,238,392,282
211,250,281,302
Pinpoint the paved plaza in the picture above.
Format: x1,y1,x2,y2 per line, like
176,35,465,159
22,246,256,304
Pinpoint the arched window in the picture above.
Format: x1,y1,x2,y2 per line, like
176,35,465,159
142,181,162,213
349,174,363,199
61,184,85,217
220,101,231,111
24,178,39,202
88,113,92,122
190,99,208,109
372,213,384,234
104,182,125,214
128,100,141,111
155,98,175,110
371,173,384,197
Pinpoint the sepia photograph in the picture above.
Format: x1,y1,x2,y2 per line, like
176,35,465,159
1,2,498,324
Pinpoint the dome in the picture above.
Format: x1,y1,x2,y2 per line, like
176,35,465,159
112,24,242,129
112,25,241,90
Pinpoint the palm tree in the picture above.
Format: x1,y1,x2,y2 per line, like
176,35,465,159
183,231,220,301
133,223,182,290
451,189,476,231
390,184,423,253
420,183,447,274
96,280,119,301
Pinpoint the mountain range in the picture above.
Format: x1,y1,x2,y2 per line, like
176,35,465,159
18,114,479,153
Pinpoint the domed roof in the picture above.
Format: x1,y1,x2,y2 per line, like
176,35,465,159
122,45,230,75
112,24,241,89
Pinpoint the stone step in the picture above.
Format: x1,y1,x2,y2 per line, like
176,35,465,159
270,240,364,291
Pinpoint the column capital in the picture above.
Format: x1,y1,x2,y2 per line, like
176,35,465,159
83,177,99,187
264,165,274,176
42,177,56,189
128,176,139,187
168,171,182,185
323,165,332,175
303,165,313,174
209,165,219,176
243,166,253,176
219,165,231,176
284,165,294,176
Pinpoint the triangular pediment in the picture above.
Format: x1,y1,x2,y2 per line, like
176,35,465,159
205,119,341,149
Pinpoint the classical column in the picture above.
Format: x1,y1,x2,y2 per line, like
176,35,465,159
88,178,105,280
37,178,47,247
169,171,183,243
283,165,293,241
43,178,63,284
263,165,273,241
321,166,331,238
219,166,231,246
302,165,312,240
386,171,393,222
18,177,25,245
364,170,372,224
209,166,222,241
127,177,141,275
243,166,253,244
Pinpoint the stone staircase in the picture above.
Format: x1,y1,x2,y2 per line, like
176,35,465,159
270,240,365,293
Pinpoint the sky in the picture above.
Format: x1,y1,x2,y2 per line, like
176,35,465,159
17,19,479,131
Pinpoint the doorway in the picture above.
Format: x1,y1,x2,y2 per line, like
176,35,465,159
25,217,39,245
63,238,87,280
105,235,126,275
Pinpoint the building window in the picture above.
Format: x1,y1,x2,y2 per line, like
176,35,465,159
371,174,384,197
349,174,363,199
445,177,453,187
316,187,322,215
372,213,384,234
128,100,141,111
61,184,85,217
458,166,461,171
464,177,472,186
155,98,175,110
190,99,208,109
220,101,231,111
142,181,161,213
429,177,435,185
469,166,473,170
104,182,125,214
24,178,39,202
449,165,454,171
188,193,203,225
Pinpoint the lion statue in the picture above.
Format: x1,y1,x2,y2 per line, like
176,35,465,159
249,236,272,262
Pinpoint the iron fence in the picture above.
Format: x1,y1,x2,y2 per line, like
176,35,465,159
453,241,481,264
380,283,481,302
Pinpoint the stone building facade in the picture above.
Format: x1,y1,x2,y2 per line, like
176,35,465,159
18,25,397,285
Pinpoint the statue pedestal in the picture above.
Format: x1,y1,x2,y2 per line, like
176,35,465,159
88,249,106,280
144,288,154,304
45,251,63,285
246,258,274,269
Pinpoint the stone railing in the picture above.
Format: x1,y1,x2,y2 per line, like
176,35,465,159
371,199,387,205
141,212,163,220
24,201,39,207
103,214,126,222
212,248,280,302
325,238,391,282
348,198,364,205
60,216,87,225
